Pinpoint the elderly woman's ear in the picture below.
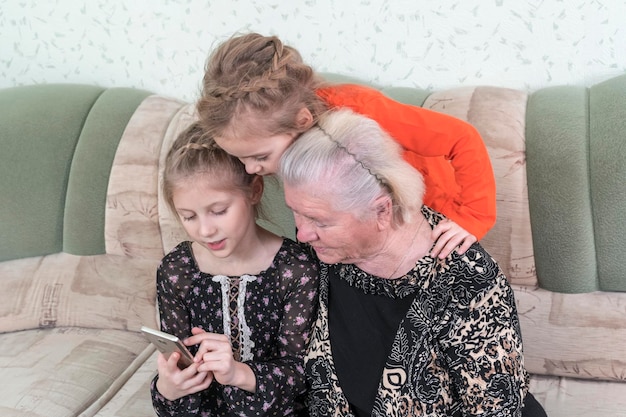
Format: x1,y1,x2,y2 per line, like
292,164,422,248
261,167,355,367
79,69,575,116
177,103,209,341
374,195,394,228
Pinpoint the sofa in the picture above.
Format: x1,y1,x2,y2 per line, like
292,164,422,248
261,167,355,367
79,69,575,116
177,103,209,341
0,72,624,417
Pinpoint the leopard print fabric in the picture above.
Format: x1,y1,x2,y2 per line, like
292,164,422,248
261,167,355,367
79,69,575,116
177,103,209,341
305,206,529,417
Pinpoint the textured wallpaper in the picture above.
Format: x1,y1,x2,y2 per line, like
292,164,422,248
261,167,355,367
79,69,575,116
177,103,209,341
1,0,625,102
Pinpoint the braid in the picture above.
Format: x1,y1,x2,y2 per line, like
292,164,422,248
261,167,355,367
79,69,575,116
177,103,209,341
197,32,327,138
162,121,266,220
270,37,283,68
218,38,290,100
178,141,217,153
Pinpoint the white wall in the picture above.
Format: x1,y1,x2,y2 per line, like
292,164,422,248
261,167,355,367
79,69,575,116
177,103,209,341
2,0,625,102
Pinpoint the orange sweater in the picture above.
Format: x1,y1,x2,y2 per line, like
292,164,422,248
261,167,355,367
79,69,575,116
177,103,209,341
316,84,496,239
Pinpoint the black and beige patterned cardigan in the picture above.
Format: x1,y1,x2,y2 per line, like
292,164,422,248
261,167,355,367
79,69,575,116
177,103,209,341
305,206,529,417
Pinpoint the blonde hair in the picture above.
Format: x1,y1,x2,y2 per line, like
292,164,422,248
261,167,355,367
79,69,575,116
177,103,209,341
197,32,327,140
279,109,424,226
162,122,265,219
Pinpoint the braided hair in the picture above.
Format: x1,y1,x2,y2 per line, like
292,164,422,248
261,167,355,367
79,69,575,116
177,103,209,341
197,33,327,140
162,122,264,219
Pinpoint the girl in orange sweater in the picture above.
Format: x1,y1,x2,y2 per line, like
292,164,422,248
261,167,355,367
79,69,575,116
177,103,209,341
197,33,496,259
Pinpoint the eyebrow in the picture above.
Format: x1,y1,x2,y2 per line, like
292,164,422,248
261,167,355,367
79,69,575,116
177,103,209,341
175,201,228,213
291,208,323,223
239,152,267,159
239,153,267,159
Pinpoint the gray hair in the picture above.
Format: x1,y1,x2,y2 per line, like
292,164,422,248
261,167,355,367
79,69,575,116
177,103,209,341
278,109,424,226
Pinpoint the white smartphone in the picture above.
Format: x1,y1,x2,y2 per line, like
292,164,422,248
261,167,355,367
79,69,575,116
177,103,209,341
141,326,195,369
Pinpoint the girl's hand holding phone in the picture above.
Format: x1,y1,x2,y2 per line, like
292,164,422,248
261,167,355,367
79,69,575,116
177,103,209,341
155,349,213,401
185,327,257,393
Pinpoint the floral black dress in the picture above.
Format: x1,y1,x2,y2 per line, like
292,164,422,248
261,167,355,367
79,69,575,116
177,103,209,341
151,238,319,417
305,206,532,417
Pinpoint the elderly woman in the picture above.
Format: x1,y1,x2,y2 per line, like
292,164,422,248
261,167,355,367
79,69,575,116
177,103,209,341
278,109,547,417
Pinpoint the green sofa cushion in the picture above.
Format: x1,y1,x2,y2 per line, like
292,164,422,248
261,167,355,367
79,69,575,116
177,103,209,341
381,86,430,108
320,71,431,107
526,74,626,293
63,87,152,255
257,178,296,240
526,85,596,293
0,84,150,262
0,84,104,262
589,75,626,291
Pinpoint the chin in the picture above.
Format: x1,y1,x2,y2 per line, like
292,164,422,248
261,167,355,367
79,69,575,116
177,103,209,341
315,252,341,265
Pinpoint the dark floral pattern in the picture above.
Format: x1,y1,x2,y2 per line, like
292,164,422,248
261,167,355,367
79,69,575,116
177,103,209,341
151,238,319,416
305,206,529,417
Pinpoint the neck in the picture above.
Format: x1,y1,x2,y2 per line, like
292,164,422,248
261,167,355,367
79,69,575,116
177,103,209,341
358,217,430,279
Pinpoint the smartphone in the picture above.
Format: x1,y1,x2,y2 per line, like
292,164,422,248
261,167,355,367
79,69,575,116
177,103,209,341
141,326,195,369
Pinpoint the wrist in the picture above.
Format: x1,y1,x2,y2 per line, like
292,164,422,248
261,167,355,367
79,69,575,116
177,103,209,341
156,376,177,402
232,361,257,393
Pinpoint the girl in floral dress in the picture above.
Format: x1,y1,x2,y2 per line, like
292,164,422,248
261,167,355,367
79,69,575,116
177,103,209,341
150,122,318,416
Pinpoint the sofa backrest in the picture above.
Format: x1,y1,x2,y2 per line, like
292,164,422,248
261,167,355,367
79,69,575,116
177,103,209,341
0,84,151,262
526,74,626,293
2,72,624,335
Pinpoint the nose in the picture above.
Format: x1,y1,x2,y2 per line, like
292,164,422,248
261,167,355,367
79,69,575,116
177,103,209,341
198,217,217,237
243,160,262,175
295,220,316,243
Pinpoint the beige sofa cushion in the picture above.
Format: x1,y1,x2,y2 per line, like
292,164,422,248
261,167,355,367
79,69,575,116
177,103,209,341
0,253,158,333
106,95,187,261
515,286,626,381
422,86,536,288
530,374,626,417
0,328,153,417
155,102,199,254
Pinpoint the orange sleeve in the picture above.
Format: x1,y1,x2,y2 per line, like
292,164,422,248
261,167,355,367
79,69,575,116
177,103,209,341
316,83,496,239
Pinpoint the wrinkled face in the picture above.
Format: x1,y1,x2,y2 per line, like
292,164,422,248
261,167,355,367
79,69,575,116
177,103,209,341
284,183,381,266
215,132,297,176
172,173,258,259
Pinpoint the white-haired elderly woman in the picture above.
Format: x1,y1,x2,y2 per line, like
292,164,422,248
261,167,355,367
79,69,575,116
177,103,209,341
278,109,547,417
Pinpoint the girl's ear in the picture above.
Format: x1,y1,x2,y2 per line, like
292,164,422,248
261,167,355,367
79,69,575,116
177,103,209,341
295,107,314,131
374,195,393,230
250,175,265,204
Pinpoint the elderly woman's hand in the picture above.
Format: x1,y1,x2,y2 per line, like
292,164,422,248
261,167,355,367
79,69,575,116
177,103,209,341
430,219,477,259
